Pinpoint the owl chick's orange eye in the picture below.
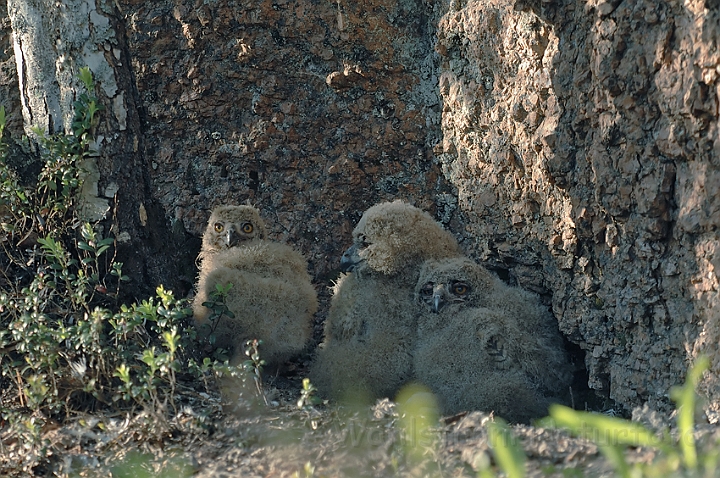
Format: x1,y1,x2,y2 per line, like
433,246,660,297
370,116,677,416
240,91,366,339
214,223,224,233
452,282,469,296
241,222,254,234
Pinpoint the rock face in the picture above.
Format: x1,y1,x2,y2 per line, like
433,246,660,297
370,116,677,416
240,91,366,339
120,0,460,294
435,0,719,415
1,0,718,415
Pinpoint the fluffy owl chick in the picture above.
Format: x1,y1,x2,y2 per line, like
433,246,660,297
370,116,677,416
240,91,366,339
193,205,317,366
413,257,572,421
311,200,462,402
193,205,266,323
414,306,553,423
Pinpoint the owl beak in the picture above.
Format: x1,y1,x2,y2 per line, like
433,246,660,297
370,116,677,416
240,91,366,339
431,285,448,313
225,229,240,248
340,244,363,272
432,292,444,314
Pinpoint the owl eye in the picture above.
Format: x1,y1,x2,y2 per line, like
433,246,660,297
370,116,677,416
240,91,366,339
451,282,469,296
214,223,224,233
241,222,254,234
420,283,434,296
357,234,371,249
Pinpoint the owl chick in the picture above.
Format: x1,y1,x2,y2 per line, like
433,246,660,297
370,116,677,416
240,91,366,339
193,205,317,367
310,200,462,402
413,257,572,422
414,306,553,423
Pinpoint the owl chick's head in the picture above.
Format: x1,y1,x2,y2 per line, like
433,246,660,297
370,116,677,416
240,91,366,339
340,200,460,275
416,257,495,313
201,205,267,254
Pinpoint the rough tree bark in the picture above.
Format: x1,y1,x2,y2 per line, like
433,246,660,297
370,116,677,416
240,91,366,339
6,0,187,298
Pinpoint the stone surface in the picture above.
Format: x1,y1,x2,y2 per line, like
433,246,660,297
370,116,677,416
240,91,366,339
435,0,719,414
121,0,460,297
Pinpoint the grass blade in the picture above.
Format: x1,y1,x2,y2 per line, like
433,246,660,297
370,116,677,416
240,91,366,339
487,419,526,478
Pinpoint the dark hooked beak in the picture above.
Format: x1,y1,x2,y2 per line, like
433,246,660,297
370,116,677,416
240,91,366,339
340,244,362,272
225,228,240,248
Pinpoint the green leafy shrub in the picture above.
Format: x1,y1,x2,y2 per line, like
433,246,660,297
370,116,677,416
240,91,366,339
0,68,259,473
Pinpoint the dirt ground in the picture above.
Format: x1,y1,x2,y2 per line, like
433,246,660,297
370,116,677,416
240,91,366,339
2,365,695,478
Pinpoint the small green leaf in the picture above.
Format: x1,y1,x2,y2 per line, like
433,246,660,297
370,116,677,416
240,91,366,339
114,364,131,384
77,241,94,251
79,67,94,91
